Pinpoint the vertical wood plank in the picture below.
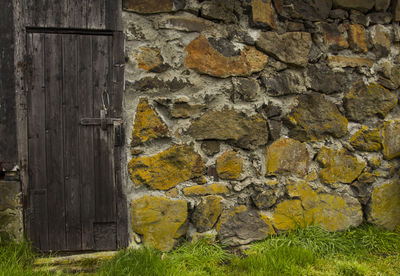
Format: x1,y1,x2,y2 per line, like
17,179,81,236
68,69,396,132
62,34,82,251
87,0,106,29
106,1,122,31
45,0,61,27
78,35,95,250
27,33,49,250
73,0,87,28
44,33,66,251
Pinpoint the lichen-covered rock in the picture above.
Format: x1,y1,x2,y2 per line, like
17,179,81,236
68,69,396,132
129,77,189,93
367,180,400,230
344,82,397,122
256,32,312,67
350,126,382,152
317,22,349,51
265,137,310,177
187,109,269,150
0,181,21,210
381,120,400,160
134,47,168,73
128,145,205,190
271,179,363,231
123,0,179,14
348,24,368,53
192,196,223,232
232,77,260,102
200,0,236,23
261,69,306,96
131,98,169,147
216,151,243,180
286,94,348,141
306,63,349,94
182,183,229,196
327,55,374,68
333,0,374,12
279,0,332,21
251,0,276,29
316,147,366,185
216,205,275,245
370,25,391,58
251,187,277,210
131,196,187,251
185,35,267,78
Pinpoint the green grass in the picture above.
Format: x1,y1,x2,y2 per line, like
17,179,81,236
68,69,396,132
1,223,400,275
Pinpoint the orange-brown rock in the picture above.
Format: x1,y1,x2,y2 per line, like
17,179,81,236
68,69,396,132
318,23,348,51
135,47,168,73
251,0,276,29
327,55,374,68
216,151,243,180
348,24,368,53
185,36,267,78
123,0,175,14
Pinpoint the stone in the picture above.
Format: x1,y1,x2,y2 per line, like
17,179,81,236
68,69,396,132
192,196,223,232
123,0,176,14
306,63,349,94
378,64,400,90
158,15,219,33
170,102,206,119
216,205,275,245
317,22,349,51
370,25,391,58
279,0,332,21
375,0,390,11
232,78,260,102
216,151,243,180
128,145,206,190
327,55,374,68
251,187,277,210
129,77,189,92
200,0,236,23
348,24,368,53
251,0,276,29
166,188,179,198
286,94,348,141
261,69,306,96
350,126,382,152
333,0,374,12
381,120,400,160
271,179,363,231
265,137,310,177
131,98,169,147
131,196,187,251
182,183,229,196
185,36,268,78
287,21,305,32
368,12,392,25
349,10,369,26
256,32,312,67
134,47,169,73
187,109,269,150
344,82,397,122
268,120,282,141
201,141,220,156
316,146,366,185
395,0,400,21
367,180,400,230
259,102,282,119
351,180,371,205
0,181,21,211
329,9,348,19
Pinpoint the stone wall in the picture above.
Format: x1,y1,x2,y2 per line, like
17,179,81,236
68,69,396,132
0,181,23,242
123,0,400,251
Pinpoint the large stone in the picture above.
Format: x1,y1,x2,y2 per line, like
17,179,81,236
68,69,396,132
185,36,268,78
367,180,400,230
216,151,243,180
182,183,229,196
316,146,366,185
370,25,391,58
395,0,400,21
251,0,276,29
216,205,275,245
333,0,374,12
286,94,348,141
200,0,236,23
129,77,189,92
344,82,397,122
0,181,21,211
187,109,269,150
306,63,349,94
192,196,223,232
327,55,374,68
376,0,390,11
265,137,310,177
279,0,332,21
381,120,400,160
348,24,368,53
350,126,382,152
261,69,306,96
256,32,312,67
131,196,187,251
131,98,169,147
123,0,178,14
134,47,169,73
128,145,205,190
271,179,363,231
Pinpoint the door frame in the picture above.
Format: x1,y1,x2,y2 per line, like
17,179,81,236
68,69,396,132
14,1,127,250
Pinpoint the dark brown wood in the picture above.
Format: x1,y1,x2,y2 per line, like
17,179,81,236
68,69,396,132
87,0,106,29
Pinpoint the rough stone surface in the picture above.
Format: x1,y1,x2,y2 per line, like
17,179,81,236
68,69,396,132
265,138,310,177
370,25,391,58
232,78,260,102
123,0,175,14
131,98,169,147
0,181,22,241
261,69,306,96
333,0,374,12
251,0,276,29
368,12,392,25
367,180,400,230
182,183,229,196
187,109,269,150
271,179,363,231
216,205,275,245
201,141,220,156
306,63,349,94
129,77,189,92
216,151,243,180
170,102,206,119
344,82,397,122
381,120,400,160
192,196,222,232
317,22,349,51
128,145,205,190
375,0,390,11
316,147,366,185
131,196,187,251
134,47,169,73
279,0,332,21
350,126,382,152
286,94,348,141
327,55,374,68
159,15,219,33
185,35,268,78
200,0,236,23
395,0,400,21
348,24,368,53
251,187,277,210
256,32,312,67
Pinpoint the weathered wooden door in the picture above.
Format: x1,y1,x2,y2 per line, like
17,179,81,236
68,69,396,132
26,30,126,251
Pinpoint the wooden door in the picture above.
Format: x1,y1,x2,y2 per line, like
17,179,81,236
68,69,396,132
26,30,126,252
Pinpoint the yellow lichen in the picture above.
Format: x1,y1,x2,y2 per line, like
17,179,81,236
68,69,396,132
216,151,243,180
182,183,229,196
350,126,382,152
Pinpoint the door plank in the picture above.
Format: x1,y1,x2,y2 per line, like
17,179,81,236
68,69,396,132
27,33,49,250
44,33,66,251
62,34,82,251
87,0,106,29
